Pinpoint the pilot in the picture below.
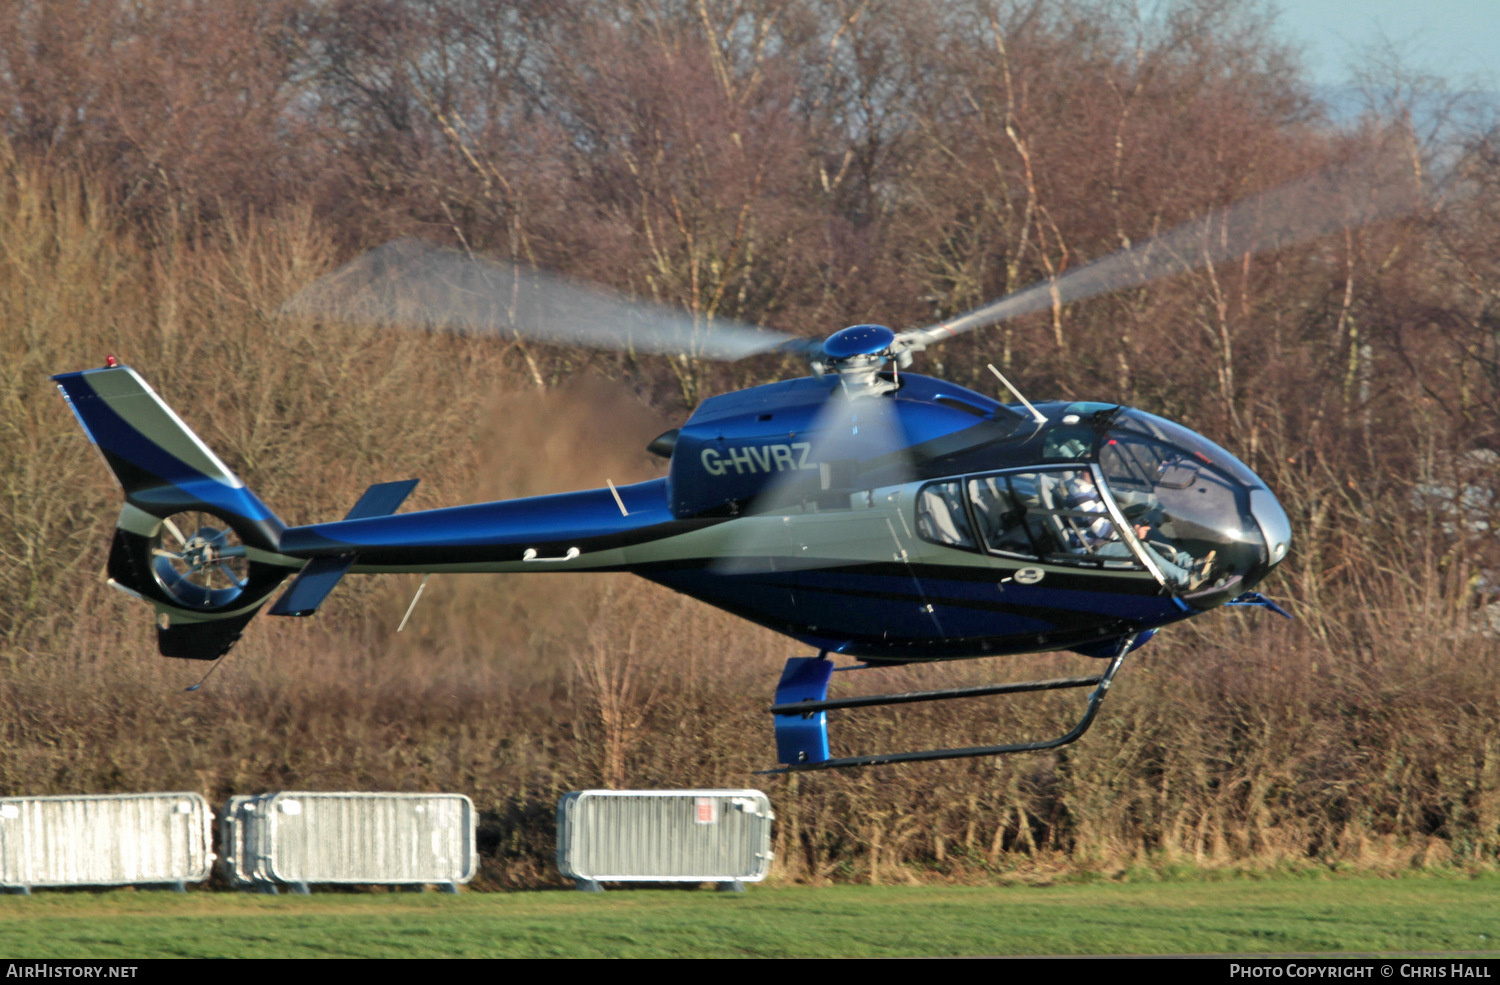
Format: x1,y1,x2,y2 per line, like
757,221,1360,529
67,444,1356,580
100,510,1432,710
1074,500,1215,590
1118,505,1216,590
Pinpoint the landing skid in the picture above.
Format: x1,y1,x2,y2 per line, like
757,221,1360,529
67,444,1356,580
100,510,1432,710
760,633,1138,774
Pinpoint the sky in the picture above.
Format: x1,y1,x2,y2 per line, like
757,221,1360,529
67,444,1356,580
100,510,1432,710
1272,0,1500,90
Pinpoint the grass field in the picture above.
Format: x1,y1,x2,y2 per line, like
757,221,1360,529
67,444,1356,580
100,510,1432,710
0,876,1496,958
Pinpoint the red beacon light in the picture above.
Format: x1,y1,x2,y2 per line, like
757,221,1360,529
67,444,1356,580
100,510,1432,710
104,355,118,368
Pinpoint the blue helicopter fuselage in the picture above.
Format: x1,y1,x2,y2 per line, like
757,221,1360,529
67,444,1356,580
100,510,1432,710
55,366,1289,664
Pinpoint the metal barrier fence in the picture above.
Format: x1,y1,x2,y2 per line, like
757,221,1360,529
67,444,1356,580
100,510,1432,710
0,792,213,893
556,789,774,891
220,791,477,893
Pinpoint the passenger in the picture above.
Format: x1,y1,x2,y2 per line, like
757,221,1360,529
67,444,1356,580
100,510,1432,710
1058,472,1116,552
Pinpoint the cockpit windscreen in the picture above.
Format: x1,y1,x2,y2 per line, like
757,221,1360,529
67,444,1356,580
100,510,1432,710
1098,410,1268,603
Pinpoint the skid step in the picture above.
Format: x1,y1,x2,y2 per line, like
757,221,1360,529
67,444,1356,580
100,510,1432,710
761,633,1138,774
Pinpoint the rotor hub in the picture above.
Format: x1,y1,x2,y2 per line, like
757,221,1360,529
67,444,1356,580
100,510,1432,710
821,325,899,395
822,324,895,360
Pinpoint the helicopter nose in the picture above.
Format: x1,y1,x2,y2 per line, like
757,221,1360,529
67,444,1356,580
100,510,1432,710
1250,487,1291,568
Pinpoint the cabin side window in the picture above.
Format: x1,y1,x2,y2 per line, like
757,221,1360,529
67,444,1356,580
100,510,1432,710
1042,427,1096,461
966,475,1032,555
967,469,1143,568
915,481,977,549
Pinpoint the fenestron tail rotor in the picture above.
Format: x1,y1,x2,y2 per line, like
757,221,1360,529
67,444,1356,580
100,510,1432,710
150,510,251,609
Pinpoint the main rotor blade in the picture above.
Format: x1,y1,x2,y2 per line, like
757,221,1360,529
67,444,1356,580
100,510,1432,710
902,149,1423,348
710,388,917,575
281,239,802,362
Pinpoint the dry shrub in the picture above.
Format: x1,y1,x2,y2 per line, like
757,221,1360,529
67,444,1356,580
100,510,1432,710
2,141,1499,888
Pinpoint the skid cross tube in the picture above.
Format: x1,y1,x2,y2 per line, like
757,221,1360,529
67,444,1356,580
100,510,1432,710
760,632,1138,774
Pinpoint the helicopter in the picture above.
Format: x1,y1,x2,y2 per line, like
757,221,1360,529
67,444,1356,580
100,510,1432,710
53,153,1414,773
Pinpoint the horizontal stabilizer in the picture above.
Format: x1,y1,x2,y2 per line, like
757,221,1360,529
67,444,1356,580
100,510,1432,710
343,478,420,520
268,479,420,617
268,555,356,617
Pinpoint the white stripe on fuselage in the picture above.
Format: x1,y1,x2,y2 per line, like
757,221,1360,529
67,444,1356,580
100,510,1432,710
336,482,1158,583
